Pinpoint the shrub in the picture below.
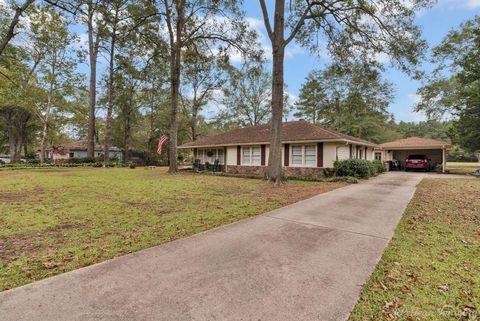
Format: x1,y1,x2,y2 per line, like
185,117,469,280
372,160,385,174
334,159,377,178
128,162,136,169
322,167,336,178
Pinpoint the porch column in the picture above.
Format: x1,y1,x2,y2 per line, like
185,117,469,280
224,147,227,172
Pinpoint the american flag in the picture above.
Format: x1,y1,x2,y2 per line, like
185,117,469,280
157,133,168,155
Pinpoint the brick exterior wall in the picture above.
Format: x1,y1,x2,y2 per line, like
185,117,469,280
226,165,325,180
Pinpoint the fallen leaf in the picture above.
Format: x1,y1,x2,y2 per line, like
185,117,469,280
438,284,449,293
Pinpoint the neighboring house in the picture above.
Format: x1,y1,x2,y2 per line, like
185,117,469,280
376,137,451,172
46,142,123,162
178,120,378,179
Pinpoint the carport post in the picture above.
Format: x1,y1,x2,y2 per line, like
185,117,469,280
442,147,446,173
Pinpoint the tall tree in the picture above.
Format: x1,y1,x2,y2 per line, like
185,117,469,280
258,0,434,184
218,61,272,127
416,16,480,153
102,0,154,162
294,63,394,143
30,7,80,162
0,46,42,162
180,52,225,141
84,1,106,158
102,0,122,162
154,0,255,173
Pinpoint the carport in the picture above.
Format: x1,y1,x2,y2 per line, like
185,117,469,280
378,137,451,173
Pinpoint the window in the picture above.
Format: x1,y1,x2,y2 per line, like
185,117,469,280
252,147,261,165
304,145,316,166
69,152,74,158
242,146,261,165
375,152,382,161
217,149,224,164
291,145,302,165
242,147,251,165
290,144,317,167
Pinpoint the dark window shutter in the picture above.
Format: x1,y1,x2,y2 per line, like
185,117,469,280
364,147,368,159
349,144,353,159
236,146,241,165
317,142,324,167
261,144,266,166
193,148,197,159
284,144,290,166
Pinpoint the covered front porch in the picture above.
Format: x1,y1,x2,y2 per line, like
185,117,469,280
192,147,226,172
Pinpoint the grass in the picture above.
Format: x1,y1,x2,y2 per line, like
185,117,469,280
446,162,480,175
0,167,345,292
446,162,480,168
349,178,480,321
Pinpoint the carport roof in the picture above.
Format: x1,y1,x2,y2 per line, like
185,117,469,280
380,137,451,149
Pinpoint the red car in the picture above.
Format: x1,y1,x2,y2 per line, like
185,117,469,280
405,154,429,171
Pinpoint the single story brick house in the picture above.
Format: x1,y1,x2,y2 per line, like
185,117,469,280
376,136,451,172
178,120,378,179
46,142,123,162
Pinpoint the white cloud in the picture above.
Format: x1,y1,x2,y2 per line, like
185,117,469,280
408,93,422,104
466,0,480,8
437,0,480,8
397,110,427,122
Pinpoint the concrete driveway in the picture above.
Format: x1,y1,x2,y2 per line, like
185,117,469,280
0,172,425,321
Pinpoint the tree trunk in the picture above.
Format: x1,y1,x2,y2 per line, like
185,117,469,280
123,117,130,162
87,4,99,158
191,104,198,141
266,0,285,185
39,95,51,163
0,0,35,56
8,129,19,163
23,140,28,158
40,57,56,163
5,109,27,163
104,9,118,163
167,2,185,174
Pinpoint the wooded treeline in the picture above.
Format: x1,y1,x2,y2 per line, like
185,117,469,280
1,1,476,176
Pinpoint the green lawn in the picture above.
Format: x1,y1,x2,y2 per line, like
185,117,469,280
446,162,480,175
349,179,480,321
0,168,345,292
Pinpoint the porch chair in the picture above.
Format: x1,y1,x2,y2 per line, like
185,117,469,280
193,159,201,171
212,159,220,172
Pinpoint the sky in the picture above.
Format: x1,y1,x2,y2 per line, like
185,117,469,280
241,0,480,123
2,0,479,123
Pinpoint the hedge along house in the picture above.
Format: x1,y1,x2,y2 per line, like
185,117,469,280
376,137,451,172
178,120,378,179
